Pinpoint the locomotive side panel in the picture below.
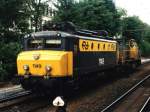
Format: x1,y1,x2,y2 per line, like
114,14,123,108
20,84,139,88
77,39,118,75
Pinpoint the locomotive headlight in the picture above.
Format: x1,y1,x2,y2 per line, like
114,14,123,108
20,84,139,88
45,65,52,72
23,65,29,71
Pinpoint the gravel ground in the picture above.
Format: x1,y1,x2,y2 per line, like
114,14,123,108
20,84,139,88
0,82,14,89
35,63,150,112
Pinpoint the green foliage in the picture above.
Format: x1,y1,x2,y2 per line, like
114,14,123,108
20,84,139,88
122,16,145,43
0,0,26,81
54,0,122,35
142,26,150,43
26,0,51,31
0,0,30,33
54,0,76,22
140,41,150,56
0,43,21,81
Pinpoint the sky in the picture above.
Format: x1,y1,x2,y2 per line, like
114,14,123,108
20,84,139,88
115,0,150,25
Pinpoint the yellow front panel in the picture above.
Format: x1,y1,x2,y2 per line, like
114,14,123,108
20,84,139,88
130,47,139,59
17,51,73,77
128,39,139,60
79,39,116,52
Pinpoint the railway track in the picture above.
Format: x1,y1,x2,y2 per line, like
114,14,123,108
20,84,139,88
0,94,50,112
0,86,52,112
101,74,150,112
0,85,31,103
0,90,31,103
139,97,150,112
0,85,33,111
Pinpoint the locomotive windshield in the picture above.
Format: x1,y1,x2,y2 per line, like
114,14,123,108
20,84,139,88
26,39,62,50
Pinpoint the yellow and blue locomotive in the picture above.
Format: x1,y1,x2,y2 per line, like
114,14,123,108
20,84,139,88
16,23,141,92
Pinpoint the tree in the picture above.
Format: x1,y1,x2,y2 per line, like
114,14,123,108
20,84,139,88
0,0,30,34
53,0,122,36
26,0,51,31
142,25,150,43
122,16,146,43
0,42,21,81
53,0,76,22
0,0,27,81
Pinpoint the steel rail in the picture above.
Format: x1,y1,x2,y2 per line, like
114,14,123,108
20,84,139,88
0,85,22,93
101,74,150,112
0,90,31,103
139,96,150,112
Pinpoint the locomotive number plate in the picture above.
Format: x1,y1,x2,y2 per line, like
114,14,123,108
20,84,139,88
99,58,104,66
33,64,42,68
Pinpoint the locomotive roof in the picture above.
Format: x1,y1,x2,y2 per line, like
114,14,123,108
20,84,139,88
24,31,117,43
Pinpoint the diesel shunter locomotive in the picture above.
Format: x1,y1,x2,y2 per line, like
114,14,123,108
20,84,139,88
16,22,141,94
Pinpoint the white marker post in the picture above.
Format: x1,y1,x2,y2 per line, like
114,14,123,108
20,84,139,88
53,96,67,112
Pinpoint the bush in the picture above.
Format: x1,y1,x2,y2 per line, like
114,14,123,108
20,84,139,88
0,42,21,81
140,41,150,56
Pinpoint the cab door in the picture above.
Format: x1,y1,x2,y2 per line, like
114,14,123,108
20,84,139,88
65,38,79,76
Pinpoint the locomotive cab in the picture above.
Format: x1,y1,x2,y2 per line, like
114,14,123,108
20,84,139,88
17,31,73,79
